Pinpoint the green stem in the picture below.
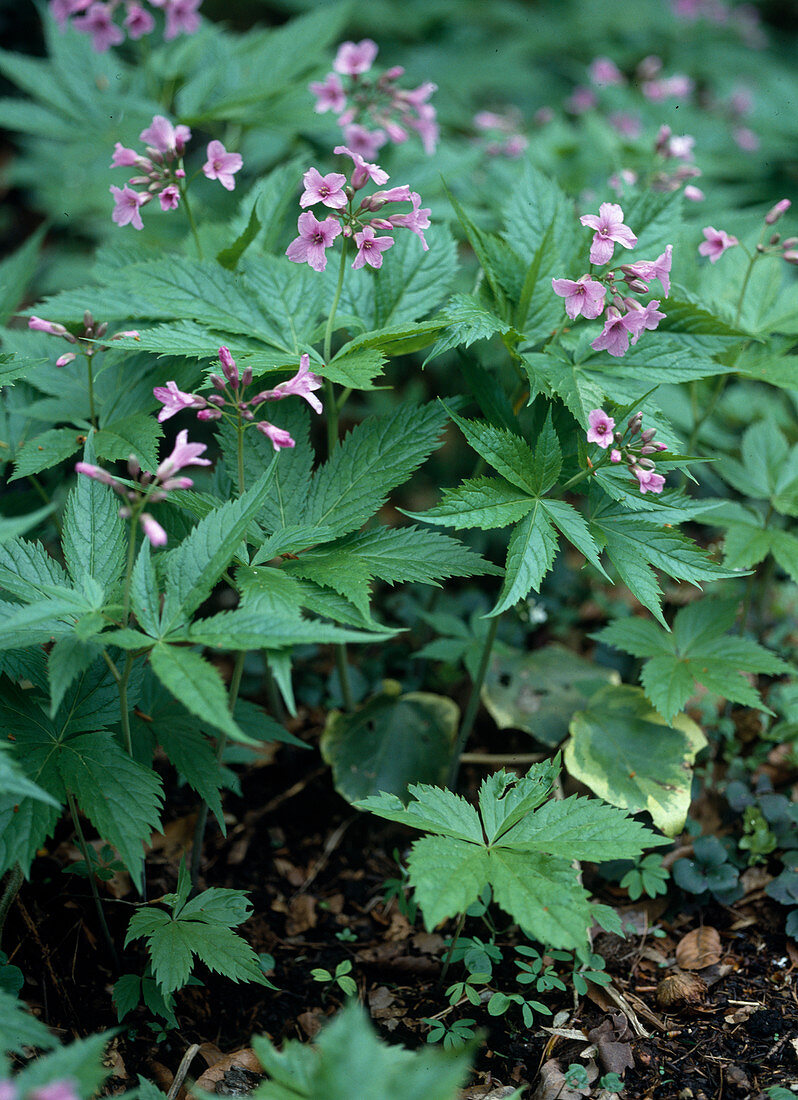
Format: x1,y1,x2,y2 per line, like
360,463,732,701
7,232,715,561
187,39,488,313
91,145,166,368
0,864,23,950
738,505,775,634
85,353,97,429
119,653,134,757
448,614,500,789
122,516,138,625
734,249,758,327
324,239,348,366
236,413,246,497
190,650,246,888
66,791,119,969
439,910,467,985
180,185,203,261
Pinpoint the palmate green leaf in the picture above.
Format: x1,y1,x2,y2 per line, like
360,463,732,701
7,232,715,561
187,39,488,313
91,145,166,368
58,732,163,891
406,476,536,531
0,225,45,325
160,462,276,631
0,505,53,546
596,600,794,723
423,293,510,366
302,402,447,539
326,346,386,390
0,537,70,599
368,225,458,329
174,608,386,650
622,189,682,259
13,1032,111,1096
721,420,792,502
541,499,610,580
357,786,484,844
47,637,104,718
0,743,60,808
131,541,161,638
477,763,559,843
500,795,668,860
444,187,508,319
62,437,126,592
487,848,594,949
522,350,605,425
0,990,58,1057
446,407,541,496
94,412,163,472
407,836,492,930
10,428,83,482
149,644,247,743
491,503,558,617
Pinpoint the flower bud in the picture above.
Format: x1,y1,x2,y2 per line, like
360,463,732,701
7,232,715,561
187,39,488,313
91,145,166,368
207,394,226,407
640,444,658,454
628,412,643,435
641,428,656,443
782,237,798,248
211,373,226,390
638,457,656,470
784,250,798,265
127,455,141,479
626,278,649,293
95,322,108,339
770,234,781,246
756,243,766,253
765,199,791,225
56,352,77,367
610,449,622,463
197,408,222,420
241,367,253,387
218,345,239,387
83,310,94,329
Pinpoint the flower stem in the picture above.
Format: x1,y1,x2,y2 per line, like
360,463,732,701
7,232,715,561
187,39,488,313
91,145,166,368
734,249,758,327
0,863,23,951
180,185,203,261
236,411,246,496
85,353,97,429
66,791,119,969
439,910,467,986
448,614,500,789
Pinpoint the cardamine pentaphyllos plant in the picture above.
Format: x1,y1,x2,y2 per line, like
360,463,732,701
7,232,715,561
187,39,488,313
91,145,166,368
50,0,201,50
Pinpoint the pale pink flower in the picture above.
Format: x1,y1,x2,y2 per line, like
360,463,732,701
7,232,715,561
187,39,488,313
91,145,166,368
386,191,430,250
56,352,78,367
164,0,201,39
733,126,759,152
256,422,296,451
590,308,636,357
29,1080,80,1100
110,184,148,230
139,513,168,547
624,299,666,344
76,462,120,488
341,123,387,161
566,86,597,114
608,112,642,139
124,3,154,37
407,103,439,155
110,142,143,168
634,467,666,494
623,245,673,296
153,381,205,421
684,185,705,202
587,409,615,448
203,140,242,191
0,1079,17,1100
698,226,739,263
589,57,624,86
551,274,606,320
580,202,637,265
300,167,347,209
159,184,180,211
252,354,323,414
333,39,378,76
156,429,211,480
50,0,92,27
29,316,70,337
310,73,347,113
334,145,389,189
352,225,394,270
285,211,342,272
73,2,124,50
765,199,791,225
610,449,622,463
140,115,191,156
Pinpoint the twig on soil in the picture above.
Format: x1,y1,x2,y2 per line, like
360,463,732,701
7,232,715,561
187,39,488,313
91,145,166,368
292,817,356,897
167,1043,201,1100
459,752,547,766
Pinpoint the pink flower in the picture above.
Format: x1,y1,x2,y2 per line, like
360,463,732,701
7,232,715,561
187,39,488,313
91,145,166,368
624,299,666,344
565,86,597,114
156,429,211,480
387,191,430,250
733,126,759,152
29,316,69,337
333,39,378,76
698,226,739,263
73,3,124,50
285,211,342,272
608,112,642,139
352,225,394,270
140,115,191,156
252,354,323,414
76,461,120,488
407,103,439,155
590,308,636,358
0,1079,17,1100
50,0,92,27
153,381,205,421
256,422,296,451
164,0,201,39
29,1081,80,1100
551,274,606,320
684,185,705,202
334,145,389,189
124,3,155,37
300,167,347,210
634,467,666,494
310,72,347,113
110,184,148,230
159,184,180,211
623,245,673,296
341,123,387,161
580,202,637,265
110,142,143,168
589,57,625,86
586,409,615,448
610,449,622,463
56,352,78,367
203,140,242,191
139,513,168,547
766,199,791,225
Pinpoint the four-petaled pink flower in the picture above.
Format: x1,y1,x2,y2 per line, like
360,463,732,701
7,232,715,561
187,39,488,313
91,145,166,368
164,0,201,40
341,124,387,161
333,39,378,76
153,381,206,421
29,1080,80,1100
386,190,430,250
590,308,637,358
110,184,148,230
310,72,347,114
625,299,666,344
333,145,389,189
202,141,243,191
300,167,347,210
586,409,616,448
256,422,296,451
252,354,323,414
285,211,342,272
140,115,191,156
124,4,155,38
159,184,180,211
580,202,638,265
634,467,666,494
156,429,211,480
551,275,606,320
623,245,673,296
110,142,142,168
589,57,624,87
698,226,739,263
73,2,124,50
352,226,394,270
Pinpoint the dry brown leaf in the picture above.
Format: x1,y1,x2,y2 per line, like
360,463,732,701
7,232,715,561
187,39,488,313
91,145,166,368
531,1059,595,1100
675,927,722,970
190,1049,263,1097
297,1009,325,1038
587,1013,634,1076
148,814,198,861
656,970,707,1009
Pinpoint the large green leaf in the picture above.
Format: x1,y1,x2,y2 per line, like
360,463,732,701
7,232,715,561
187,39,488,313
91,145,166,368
491,502,558,616
62,436,126,592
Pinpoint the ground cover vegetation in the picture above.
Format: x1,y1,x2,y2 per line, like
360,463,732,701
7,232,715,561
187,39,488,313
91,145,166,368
0,0,796,1095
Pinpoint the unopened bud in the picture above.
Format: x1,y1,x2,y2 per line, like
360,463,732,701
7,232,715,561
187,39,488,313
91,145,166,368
218,345,239,387
654,441,668,451
611,293,626,311
95,322,108,339
770,233,781,246
614,431,623,443
640,444,658,454
175,168,186,179
241,367,252,387
765,199,791,225
756,243,766,253
626,278,649,293
638,458,656,470
207,394,226,407
83,310,93,329
784,250,798,265
628,412,643,435
197,408,223,420
641,428,656,443
782,237,798,248
342,224,354,237
127,454,141,479
56,352,77,367
211,373,226,390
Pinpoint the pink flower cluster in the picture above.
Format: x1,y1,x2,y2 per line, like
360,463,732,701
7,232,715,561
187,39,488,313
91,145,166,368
50,0,200,51
699,200,797,266
28,310,139,367
154,348,323,452
0,1080,80,1100
552,202,672,358
77,430,210,547
473,110,528,159
310,39,438,157
652,125,704,201
587,408,668,495
110,115,242,230
285,148,429,274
